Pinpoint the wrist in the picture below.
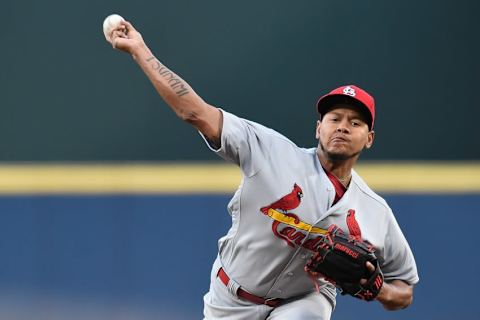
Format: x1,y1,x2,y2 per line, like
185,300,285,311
131,42,152,61
376,282,391,304
375,281,412,311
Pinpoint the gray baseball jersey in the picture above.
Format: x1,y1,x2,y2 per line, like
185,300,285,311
201,110,419,317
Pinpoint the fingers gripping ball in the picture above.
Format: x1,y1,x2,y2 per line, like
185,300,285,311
103,14,125,41
305,225,384,301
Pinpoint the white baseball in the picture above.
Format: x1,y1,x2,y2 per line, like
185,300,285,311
102,14,125,41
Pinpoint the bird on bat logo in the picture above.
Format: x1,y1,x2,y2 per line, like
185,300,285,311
261,183,303,214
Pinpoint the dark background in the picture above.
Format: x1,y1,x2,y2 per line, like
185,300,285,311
1,0,478,161
1,194,479,319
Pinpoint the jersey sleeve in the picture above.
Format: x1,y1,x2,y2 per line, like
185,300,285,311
380,210,419,285
199,109,277,177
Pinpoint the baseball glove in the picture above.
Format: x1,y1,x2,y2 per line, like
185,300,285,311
305,225,384,301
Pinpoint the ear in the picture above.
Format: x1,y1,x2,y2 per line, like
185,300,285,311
315,120,321,139
365,130,375,149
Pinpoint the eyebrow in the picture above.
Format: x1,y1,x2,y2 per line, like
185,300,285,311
327,111,367,122
327,110,359,117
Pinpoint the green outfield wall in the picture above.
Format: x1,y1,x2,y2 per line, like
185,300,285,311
1,0,478,161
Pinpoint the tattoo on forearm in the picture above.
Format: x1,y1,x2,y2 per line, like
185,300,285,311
146,56,190,97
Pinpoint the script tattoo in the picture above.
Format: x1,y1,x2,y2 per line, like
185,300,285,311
146,56,190,97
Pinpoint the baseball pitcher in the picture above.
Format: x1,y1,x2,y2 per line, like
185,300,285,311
106,19,419,320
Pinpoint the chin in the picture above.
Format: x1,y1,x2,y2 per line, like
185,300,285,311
319,142,359,161
326,151,351,161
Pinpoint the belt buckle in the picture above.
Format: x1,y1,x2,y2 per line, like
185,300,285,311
264,297,280,307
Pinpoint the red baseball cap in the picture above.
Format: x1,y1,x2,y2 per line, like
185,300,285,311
316,85,376,130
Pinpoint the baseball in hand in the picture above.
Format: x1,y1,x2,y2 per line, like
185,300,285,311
103,14,125,41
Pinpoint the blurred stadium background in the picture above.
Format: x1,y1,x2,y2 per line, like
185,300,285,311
1,0,479,319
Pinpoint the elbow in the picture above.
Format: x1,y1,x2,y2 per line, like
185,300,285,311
176,102,209,125
178,109,200,124
402,294,414,309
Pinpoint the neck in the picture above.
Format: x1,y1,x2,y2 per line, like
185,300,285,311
316,149,356,184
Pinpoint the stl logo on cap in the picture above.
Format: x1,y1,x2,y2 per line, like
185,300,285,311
342,86,356,97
